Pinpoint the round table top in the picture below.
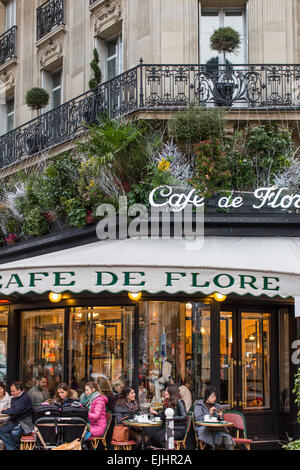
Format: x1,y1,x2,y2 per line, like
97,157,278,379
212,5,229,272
123,420,163,428
195,421,233,428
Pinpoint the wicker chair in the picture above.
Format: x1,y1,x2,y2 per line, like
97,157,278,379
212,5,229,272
87,410,112,450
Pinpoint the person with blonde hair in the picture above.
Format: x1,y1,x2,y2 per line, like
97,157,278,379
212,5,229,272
108,378,125,412
82,382,108,438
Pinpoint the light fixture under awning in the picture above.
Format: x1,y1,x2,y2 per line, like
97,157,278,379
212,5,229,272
0,237,299,299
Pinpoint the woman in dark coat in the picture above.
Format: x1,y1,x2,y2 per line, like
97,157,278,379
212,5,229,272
149,384,188,449
54,383,74,408
194,386,235,450
115,386,145,448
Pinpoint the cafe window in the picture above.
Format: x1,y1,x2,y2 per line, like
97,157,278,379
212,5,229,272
68,306,134,397
21,310,64,395
0,311,8,383
279,309,290,412
241,312,271,409
138,301,211,403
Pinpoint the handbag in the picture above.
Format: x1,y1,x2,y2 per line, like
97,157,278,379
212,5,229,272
112,425,129,441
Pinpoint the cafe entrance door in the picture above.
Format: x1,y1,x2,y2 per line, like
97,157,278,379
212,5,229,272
219,308,279,439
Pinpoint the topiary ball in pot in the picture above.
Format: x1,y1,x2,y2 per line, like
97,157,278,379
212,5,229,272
26,87,50,110
210,26,241,57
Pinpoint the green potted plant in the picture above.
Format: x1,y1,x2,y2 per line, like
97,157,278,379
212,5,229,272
84,48,103,125
209,27,241,106
25,87,50,154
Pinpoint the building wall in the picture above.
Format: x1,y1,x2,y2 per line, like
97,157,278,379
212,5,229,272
1,0,300,132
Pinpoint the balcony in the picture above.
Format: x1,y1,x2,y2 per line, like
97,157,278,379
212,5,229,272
1,62,300,171
37,0,64,42
0,26,17,66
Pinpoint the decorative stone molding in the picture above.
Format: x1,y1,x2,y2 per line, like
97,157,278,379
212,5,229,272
40,38,63,69
0,69,15,89
94,0,122,36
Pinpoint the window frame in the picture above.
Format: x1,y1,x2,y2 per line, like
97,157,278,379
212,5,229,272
199,6,248,64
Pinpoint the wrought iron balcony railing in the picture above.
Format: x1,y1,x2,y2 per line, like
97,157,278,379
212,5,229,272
0,26,17,66
1,62,300,170
37,0,64,41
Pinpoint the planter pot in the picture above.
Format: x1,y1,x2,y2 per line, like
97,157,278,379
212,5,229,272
215,82,234,107
26,134,48,155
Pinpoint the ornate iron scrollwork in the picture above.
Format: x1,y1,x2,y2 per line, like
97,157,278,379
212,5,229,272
37,0,64,41
0,26,17,66
1,63,300,170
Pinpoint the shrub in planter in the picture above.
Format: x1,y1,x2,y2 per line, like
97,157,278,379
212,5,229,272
22,207,50,237
209,27,241,106
169,104,225,151
25,88,50,154
189,139,232,198
25,87,49,110
89,48,102,90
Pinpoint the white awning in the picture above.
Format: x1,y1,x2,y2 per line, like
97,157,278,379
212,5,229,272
0,237,299,298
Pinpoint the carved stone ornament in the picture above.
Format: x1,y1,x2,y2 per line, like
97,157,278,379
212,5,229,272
0,70,15,89
40,39,63,68
94,0,122,35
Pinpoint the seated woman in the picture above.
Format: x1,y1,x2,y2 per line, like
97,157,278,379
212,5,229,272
81,382,108,438
149,384,188,449
54,383,74,408
115,386,145,448
107,379,125,412
194,386,235,450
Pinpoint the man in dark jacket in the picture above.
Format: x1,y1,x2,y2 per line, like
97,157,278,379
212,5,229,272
0,381,33,450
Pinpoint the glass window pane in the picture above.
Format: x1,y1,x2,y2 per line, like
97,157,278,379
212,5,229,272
200,10,220,64
279,310,290,412
52,88,61,109
107,58,117,80
0,311,8,383
7,113,14,133
68,307,134,397
107,38,118,58
21,310,64,397
220,311,233,403
241,312,271,409
52,71,62,89
224,11,245,64
139,301,210,405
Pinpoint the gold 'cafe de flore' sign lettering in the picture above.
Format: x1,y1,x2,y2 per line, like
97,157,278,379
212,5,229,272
0,269,296,298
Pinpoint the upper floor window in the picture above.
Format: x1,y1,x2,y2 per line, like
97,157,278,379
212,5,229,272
51,69,62,109
106,34,123,81
6,96,14,132
5,0,16,30
200,8,247,65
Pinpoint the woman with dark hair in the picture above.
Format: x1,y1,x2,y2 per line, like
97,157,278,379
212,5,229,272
194,386,235,450
115,386,144,448
148,384,188,449
0,382,11,426
54,382,74,408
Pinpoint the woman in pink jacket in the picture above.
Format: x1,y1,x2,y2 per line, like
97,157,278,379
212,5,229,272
81,382,108,437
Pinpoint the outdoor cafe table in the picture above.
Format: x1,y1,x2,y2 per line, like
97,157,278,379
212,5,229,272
123,419,163,450
195,421,234,450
